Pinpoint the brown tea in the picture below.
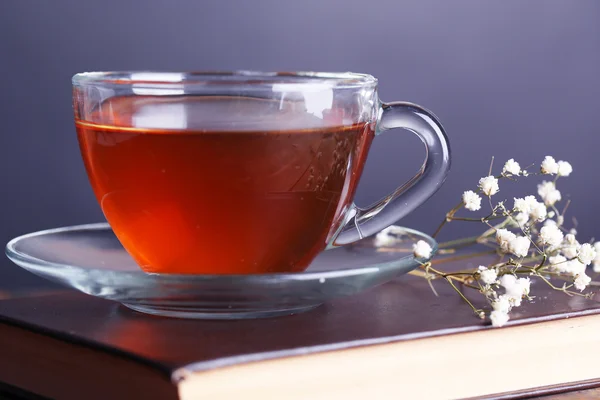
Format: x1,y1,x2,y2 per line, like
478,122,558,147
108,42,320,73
76,96,374,274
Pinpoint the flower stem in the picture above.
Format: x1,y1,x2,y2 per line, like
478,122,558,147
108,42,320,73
431,249,497,265
445,277,482,316
449,215,506,223
536,273,588,297
438,236,481,249
432,202,464,238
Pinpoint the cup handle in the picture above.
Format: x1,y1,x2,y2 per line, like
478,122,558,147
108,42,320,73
332,101,451,246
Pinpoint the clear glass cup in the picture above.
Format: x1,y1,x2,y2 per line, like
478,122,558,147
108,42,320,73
72,71,450,275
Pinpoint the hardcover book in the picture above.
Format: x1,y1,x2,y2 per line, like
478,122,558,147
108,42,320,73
0,269,599,399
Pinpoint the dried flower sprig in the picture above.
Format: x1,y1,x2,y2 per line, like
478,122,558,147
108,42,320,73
376,156,599,327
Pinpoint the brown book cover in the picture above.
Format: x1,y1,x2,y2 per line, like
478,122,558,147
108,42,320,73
1,270,600,400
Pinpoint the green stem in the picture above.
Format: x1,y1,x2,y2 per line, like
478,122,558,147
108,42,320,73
536,273,587,297
534,254,547,272
432,202,464,238
432,249,497,265
445,277,482,316
438,236,481,249
449,215,506,222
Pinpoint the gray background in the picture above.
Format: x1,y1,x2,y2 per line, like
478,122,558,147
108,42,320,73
1,0,599,288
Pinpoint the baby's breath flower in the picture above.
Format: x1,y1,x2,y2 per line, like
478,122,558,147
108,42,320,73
530,202,547,222
544,219,557,227
496,229,516,253
540,156,559,175
574,273,591,292
563,241,581,259
492,295,512,314
462,190,482,211
374,225,404,247
593,242,600,273
478,266,498,285
490,310,510,327
373,235,394,247
539,224,564,247
425,156,589,328
509,236,531,258
513,197,529,213
412,240,432,259
499,275,530,306
578,243,596,266
482,286,496,298
524,195,538,210
517,277,531,297
549,254,567,270
499,274,517,288
502,159,521,176
537,181,562,206
513,212,529,227
557,160,573,177
564,259,586,276
478,176,499,196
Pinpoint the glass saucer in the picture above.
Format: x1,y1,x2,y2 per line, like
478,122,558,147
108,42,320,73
5,223,436,319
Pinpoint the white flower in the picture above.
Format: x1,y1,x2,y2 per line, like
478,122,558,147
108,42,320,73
373,234,394,247
413,240,433,259
544,219,557,227
564,259,586,276
551,255,585,276
545,190,561,206
374,225,406,247
492,295,512,314
374,230,394,247
557,160,573,177
496,229,517,253
549,254,567,270
481,285,496,298
499,274,517,289
539,224,564,247
547,211,556,219
499,275,530,306
490,310,510,327
517,277,531,297
578,243,596,266
478,266,498,285
513,212,529,227
502,159,521,176
478,176,499,196
540,156,559,175
565,233,577,245
570,228,577,235
574,274,591,292
530,202,547,222
509,236,530,258
537,181,553,197
524,195,539,209
557,215,565,226
593,242,600,273
537,181,561,206
513,197,530,213
462,190,482,211
563,241,581,259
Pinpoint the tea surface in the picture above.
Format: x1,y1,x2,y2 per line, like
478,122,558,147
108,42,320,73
77,96,374,274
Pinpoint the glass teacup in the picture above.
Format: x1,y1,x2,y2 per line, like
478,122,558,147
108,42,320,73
73,71,450,274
